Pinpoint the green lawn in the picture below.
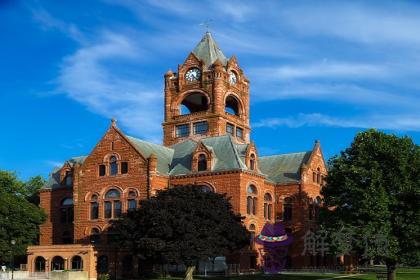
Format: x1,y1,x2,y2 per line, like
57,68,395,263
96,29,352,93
151,268,420,280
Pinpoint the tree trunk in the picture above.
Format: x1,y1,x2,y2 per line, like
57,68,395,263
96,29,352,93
386,260,396,280
184,266,195,280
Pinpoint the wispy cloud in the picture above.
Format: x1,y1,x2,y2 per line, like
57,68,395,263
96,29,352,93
251,61,390,80
30,7,85,43
280,2,420,47
57,31,163,142
44,160,64,168
254,113,420,132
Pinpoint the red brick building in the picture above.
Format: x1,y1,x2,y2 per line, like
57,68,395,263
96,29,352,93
27,32,329,278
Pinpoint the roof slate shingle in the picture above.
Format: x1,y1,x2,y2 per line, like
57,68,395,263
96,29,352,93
192,32,228,68
43,135,312,189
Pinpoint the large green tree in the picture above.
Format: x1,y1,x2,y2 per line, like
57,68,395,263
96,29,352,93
320,129,420,280
0,171,46,263
112,185,249,280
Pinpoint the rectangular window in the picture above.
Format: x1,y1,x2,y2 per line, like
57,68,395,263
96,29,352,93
176,124,190,137
99,165,106,176
193,121,208,135
128,199,137,211
236,127,243,139
104,201,112,219
114,201,122,218
226,123,234,135
121,162,128,174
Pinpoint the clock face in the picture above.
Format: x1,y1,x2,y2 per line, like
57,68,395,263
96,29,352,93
185,68,201,82
229,71,238,85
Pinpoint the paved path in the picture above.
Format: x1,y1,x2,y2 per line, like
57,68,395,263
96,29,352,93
317,274,366,280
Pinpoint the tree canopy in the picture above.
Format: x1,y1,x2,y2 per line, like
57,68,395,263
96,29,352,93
112,185,249,278
0,171,46,262
320,129,420,280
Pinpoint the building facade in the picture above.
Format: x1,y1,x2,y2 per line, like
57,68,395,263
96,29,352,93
27,32,330,279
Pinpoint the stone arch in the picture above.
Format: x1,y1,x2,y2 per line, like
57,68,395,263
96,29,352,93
178,91,210,115
224,93,243,116
194,182,216,192
71,255,83,270
100,186,124,199
102,153,121,162
51,256,65,271
122,187,140,198
34,256,46,272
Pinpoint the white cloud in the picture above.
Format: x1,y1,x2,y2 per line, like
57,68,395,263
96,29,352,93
251,61,390,80
44,160,64,168
57,31,163,142
254,113,420,132
30,7,85,43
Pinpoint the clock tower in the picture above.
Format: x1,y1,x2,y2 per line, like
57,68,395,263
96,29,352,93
162,32,250,146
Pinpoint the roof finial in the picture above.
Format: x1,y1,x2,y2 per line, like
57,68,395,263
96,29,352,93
199,19,213,33
111,118,117,127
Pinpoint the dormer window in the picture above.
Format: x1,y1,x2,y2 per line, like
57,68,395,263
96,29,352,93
250,154,256,171
65,171,73,187
109,156,118,176
197,154,207,171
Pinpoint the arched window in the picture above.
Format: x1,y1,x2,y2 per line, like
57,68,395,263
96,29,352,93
197,184,213,193
109,156,118,176
71,256,83,270
52,256,64,271
90,228,101,244
197,154,207,171
127,191,138,212
180,92,209,115
225,95,241,116
246,185,257,215
60,198,73,224
264,193,273,220
249,224,256,249
34,256,46,272
64,170,73,187
104,189,121,219
250,154,256,171
283,197,293,222
90,194,99,220
97,255,108,274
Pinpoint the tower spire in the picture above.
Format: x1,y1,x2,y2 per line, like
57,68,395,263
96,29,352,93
192,32,227,68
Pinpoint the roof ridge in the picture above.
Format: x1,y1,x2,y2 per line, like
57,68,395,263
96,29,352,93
126,135,173,153
228,136,245,169
260,151,310,158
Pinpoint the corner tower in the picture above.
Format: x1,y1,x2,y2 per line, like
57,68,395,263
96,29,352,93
162,32,250,146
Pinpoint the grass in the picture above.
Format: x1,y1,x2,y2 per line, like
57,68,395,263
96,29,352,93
150,268,420,280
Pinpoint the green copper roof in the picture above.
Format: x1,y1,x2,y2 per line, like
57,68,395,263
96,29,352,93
169,135,248,176
259,152,312,184
127,136,174,175
192,32,228,68
43,135,312,189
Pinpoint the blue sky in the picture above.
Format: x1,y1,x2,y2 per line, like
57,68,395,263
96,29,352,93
1,0,419,180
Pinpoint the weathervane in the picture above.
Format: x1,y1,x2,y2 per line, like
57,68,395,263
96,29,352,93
200,19,213,32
